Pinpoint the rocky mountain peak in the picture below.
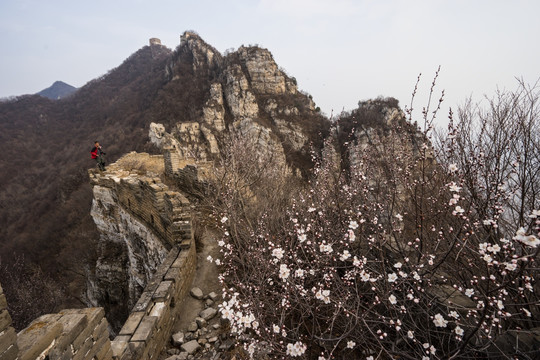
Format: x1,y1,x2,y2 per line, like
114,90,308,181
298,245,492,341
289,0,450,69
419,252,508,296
237,46,297,95
179,31,222,70
36,80,77,100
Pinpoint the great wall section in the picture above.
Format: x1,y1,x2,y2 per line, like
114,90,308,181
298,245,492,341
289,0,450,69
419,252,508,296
0,150,209,360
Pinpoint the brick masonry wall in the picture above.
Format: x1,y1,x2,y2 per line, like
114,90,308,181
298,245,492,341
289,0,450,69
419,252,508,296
90,170,192,249
0,152,198,360
0,222,196,360
111,241,196,360
0,305,113,360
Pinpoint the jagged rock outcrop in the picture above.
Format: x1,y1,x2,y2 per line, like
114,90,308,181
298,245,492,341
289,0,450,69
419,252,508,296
151,31,328,176
90,30,328,334
237,46,296,95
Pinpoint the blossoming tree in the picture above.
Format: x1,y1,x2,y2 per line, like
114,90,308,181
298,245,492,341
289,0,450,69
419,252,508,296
206,81,539,359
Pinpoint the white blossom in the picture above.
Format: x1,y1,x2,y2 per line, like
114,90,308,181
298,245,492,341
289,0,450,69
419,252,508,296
513,227,540,247
340,250,351,261
347,229,356,242
360,271,371,282
349,220,359,229
449,182,462,192
389,294,397,304
316,289,331,304
221,216,228,223
454,325,464,336
433,313,448,327
407,330,414,339
279,264,290,280
319,243,333,254
465,288,474,297
346,340,356,349
272,248,284,259
286,342,306,357
449,163,458,172
388,273,398,282
454,205,465,215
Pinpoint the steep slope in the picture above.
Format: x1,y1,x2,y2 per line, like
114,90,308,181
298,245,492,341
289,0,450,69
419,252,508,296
0,39,173,327
0,32,331,329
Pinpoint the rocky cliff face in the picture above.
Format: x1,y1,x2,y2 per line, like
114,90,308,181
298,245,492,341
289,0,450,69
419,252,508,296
88,153,192,331
151,32,328,174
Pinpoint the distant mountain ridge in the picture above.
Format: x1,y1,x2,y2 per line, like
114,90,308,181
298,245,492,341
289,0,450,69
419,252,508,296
37,80,77,99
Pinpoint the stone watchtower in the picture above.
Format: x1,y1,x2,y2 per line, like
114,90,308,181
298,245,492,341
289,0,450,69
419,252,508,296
149,38,161,46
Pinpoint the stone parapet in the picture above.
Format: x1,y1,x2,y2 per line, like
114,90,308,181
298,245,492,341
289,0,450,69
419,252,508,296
89,158,192,248
9,307,113,360
111,241,197,360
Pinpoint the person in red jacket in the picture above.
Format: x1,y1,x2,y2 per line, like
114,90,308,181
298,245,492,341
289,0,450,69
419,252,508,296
91,141,106,171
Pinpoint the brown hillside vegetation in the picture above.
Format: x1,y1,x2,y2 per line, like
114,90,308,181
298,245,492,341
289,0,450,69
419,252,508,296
0,33,330,329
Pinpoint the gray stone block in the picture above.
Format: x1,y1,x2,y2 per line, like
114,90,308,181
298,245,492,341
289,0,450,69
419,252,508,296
181,340,201,354
195,317,207,329
60,308,105,333
153,280,173,301
131,316,158,342
84,333,110,359
133,291,154,313
127,341,145,359
190,287,203,300
96,344,113,360
165,266,181,282
119,311,145,336
92,317,109,340
17,315,63,360
72,335,93,360
110,338,129,359
172,331,185,346
0,343,18,360
187,322,198,332
0,327,17,356
49,312,88,357
199,307,218,321
0,309,13,331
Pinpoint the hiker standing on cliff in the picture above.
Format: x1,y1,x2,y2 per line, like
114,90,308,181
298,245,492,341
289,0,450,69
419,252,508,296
91,141,106,171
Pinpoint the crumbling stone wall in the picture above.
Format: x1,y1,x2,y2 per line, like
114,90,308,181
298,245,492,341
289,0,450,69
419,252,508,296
88,153,193,330
111,242,196,359
0,239,196,360
1,150,199,360
0,298,113,360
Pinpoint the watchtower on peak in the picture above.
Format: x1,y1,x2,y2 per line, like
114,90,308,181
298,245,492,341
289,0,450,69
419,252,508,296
149,37,161,46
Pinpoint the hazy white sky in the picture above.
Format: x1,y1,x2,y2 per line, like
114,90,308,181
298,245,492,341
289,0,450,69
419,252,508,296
1,0,539,120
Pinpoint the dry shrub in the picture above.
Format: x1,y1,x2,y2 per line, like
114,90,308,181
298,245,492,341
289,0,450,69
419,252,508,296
206,83,539,359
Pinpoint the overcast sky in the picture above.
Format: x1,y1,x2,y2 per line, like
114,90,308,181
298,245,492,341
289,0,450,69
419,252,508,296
1,0,539,122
